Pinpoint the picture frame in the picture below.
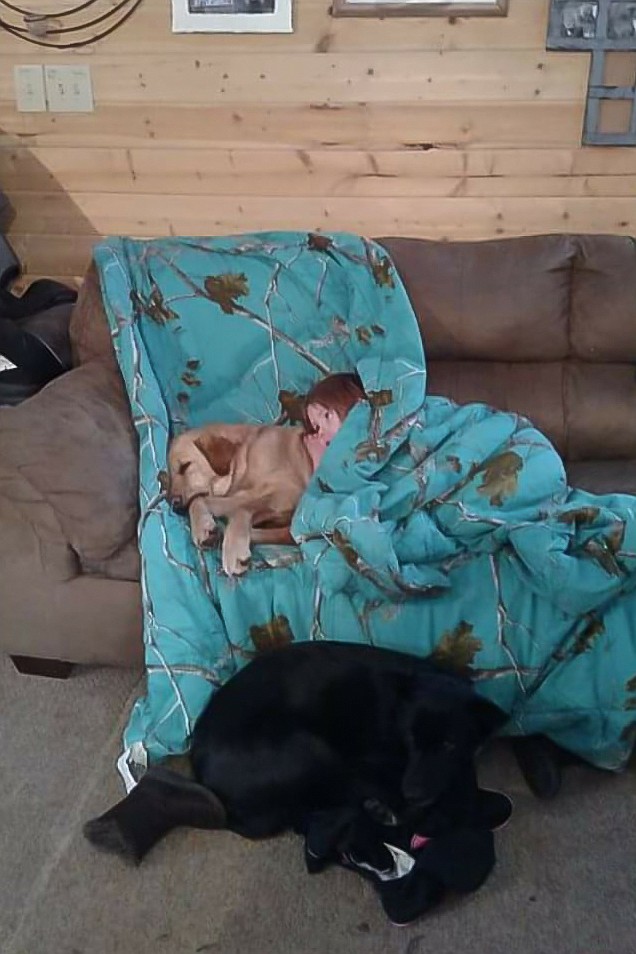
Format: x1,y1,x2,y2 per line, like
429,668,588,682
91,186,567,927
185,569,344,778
331,0,508,18
172,0,292,33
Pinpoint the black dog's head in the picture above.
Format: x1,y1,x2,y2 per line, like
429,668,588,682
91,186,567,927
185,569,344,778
401,674,506,817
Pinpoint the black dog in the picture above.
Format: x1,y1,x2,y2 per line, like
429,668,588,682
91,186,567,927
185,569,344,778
85,641,506,867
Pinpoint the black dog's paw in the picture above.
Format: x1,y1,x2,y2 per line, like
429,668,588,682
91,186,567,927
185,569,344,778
83,816,141,866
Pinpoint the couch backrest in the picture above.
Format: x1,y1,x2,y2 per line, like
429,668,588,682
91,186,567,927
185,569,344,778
379,234,636,462
0,190,11,233
71,234,636,465
69,261,119,372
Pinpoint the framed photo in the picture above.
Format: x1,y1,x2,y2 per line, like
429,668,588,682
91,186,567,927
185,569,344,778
172,0,292,33
332,0,508,17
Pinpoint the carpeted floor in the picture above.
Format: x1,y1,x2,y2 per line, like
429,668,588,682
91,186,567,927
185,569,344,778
2,652,636,954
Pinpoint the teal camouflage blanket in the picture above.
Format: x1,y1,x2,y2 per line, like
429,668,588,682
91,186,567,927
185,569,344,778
95,231,636,787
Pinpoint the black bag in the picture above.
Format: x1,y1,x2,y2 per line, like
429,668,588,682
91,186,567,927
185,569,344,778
0,306,74,406
0,234,78,321
0,234,77,405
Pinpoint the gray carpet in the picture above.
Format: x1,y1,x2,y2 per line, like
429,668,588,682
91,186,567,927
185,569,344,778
2,653,636,954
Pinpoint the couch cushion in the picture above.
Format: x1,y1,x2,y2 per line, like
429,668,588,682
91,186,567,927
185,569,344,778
428,360,636,463
571,235,636,362
427,360,566,456
566,459,636,495
378,235,575,362
81,535,140,582
565,362,636,461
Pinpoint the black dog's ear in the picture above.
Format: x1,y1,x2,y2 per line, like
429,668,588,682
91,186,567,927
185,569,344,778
401,695,506,807
467,696,508,744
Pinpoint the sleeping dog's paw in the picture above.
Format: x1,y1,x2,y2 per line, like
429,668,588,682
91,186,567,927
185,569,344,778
222,534,251,577
199,525,222,550
83,815,142,866
192,513,221,550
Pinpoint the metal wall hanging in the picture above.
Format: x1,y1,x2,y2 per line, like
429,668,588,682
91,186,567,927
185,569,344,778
0,0,144,48
547,1,636,145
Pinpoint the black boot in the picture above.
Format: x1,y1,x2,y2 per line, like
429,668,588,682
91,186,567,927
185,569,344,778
511,735,563,799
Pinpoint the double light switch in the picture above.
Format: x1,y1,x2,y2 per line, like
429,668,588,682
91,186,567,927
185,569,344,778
14,64,94,112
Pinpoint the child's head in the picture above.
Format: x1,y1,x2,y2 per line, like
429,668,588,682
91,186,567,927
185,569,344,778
302,372,365,469
303,372,365,436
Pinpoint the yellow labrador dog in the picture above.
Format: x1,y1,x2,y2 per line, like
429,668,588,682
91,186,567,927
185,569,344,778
167,373,365,576
167,423,312,576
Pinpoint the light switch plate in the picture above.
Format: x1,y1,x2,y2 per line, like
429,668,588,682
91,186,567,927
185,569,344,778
14,65,47,112
44,65,94,112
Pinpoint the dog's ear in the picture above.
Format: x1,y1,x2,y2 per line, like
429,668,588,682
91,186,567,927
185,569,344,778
412,672,507,748
466,696,508,743
401,695,506,807
194,434,237,476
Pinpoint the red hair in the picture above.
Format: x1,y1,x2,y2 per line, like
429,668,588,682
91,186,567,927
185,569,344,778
303,372,365,434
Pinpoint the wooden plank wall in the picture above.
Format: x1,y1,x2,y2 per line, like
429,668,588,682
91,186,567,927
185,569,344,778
1,0,635,282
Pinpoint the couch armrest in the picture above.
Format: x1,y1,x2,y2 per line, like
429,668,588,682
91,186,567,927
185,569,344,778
0,360,138,569
0,487,142,664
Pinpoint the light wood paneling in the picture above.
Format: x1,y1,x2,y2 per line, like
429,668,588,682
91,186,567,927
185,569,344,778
5,146,636,193
1,0,632,279
0,0,550,53
9,191,636,235
0,101,587,150
0,50,588,104
11,189,636,275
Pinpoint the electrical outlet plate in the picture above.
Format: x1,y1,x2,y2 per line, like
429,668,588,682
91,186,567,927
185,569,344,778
14,65,47,112
44,65,94,113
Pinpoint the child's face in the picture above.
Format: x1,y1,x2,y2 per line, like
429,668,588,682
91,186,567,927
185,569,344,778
306,403,342,443
304,402,343,469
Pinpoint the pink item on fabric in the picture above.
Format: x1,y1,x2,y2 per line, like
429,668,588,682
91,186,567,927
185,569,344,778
410,834,430,851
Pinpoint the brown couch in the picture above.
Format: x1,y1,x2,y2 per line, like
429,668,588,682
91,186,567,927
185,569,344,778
1,233,635,675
